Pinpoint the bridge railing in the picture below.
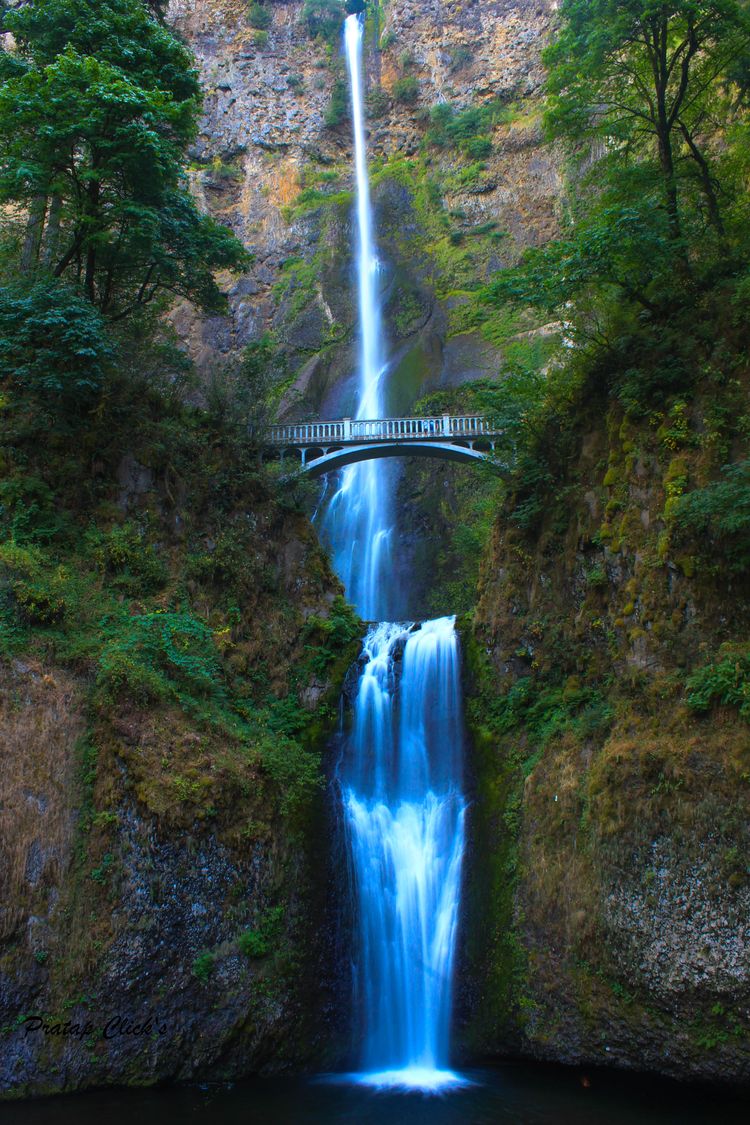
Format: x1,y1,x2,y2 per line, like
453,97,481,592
267,415,501,445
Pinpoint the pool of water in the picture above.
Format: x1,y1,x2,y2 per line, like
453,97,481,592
1,1065,747,1125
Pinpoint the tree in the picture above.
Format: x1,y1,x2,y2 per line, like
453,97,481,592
0,1,248,318
0,279,113,408
545,0,750,243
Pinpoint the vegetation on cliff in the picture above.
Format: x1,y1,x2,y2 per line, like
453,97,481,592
0,2,360,1096
459,0,750,1078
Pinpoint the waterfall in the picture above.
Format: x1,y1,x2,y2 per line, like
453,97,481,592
341,619,467,1091
319,15,468,1093
318,14,392,621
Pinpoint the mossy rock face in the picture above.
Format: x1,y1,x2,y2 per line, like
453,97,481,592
386,335,442,417
0,385,362,1097
463,380,750,1082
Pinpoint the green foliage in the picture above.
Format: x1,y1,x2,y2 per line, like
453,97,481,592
13,572,68,626
487,195,675,323
248,2,272,30
392,75,419,105
192,950,216,984
237,905,284,958
0,0,248,319
0,280,112,409
0,473,75,545
366,86,390,118
89,852,113,885
206,333,289,439
325,78,349,127
300,595,361,674
96,611,224,705
544,0,750,242
482,675,613,755
86,523,168,595
258,735,324,815
483,0,750,445
302,0,346,43
426,99,502,154
449,44,473,72
671,461,750,573
686,647,750,720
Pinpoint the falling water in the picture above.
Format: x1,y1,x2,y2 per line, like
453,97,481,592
341,619,467,1091
320,15,468,1093
319,14,392,621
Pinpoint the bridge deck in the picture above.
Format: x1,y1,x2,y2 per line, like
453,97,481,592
268,414,501,446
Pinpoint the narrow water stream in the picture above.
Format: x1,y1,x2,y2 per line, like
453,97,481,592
318,13,392,617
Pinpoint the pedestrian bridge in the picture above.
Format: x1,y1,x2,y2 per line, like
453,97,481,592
266,415,504,478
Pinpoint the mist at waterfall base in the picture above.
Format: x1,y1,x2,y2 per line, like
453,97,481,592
315,15,469,1093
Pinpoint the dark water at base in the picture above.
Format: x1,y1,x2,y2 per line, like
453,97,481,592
1,1066,747,1125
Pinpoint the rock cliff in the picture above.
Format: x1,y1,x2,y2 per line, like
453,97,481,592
461,380,750,1083
166,0,561,404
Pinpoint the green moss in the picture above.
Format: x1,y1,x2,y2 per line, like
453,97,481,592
459,624,528,1048
192,951,216,984
237,905,285,959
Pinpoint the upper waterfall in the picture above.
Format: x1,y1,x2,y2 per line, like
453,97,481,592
317,14,394,620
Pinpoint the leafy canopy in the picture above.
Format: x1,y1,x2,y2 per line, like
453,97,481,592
544,0,750,241
487,0,750,362
0,0,248,318
0,280,112,405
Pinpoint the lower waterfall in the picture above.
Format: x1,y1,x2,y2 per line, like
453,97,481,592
339,619,467,1091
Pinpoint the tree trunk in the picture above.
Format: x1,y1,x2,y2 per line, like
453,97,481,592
84,178,100,304
678,121,725,239
41,194,63,268
20,195,47,272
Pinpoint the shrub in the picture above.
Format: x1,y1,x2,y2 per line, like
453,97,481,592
686,648,750,720
450,44,473,71
237,905,284,958
392,75,419,105
0,475,72,545
302,0,345,43
464,135,493,160
192,951,216,984
0,280,112,411
88,524,168,595
671,461,750,574
325,78,349,127
248,2,272,30
367,87,390,118
259,735,323,814
238,928,269,958
426,100,502,153
13,575,67,625
97,612,224,705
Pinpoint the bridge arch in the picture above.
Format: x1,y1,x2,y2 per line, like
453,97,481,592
299,440,490,478
264,414,507,477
